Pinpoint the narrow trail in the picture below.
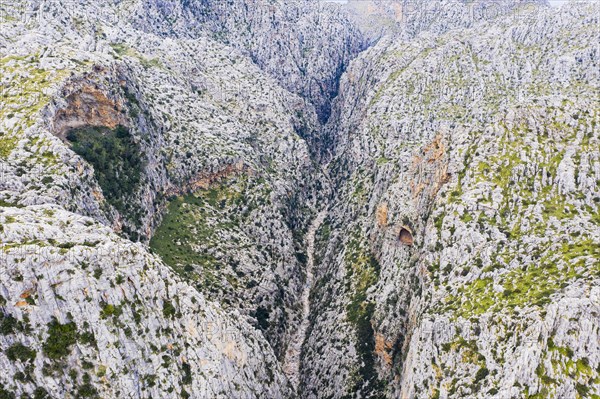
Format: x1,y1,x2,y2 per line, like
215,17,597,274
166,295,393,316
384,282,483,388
283,209,328,391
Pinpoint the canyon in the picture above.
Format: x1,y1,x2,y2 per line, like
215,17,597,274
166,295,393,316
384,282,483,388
0,0,599,398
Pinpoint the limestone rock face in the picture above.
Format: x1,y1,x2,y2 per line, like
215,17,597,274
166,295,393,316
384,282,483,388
0,205,290,398
1,0,320,396
303,2,600,398
1,0,598,398
129,0,365,122
341,0,547,44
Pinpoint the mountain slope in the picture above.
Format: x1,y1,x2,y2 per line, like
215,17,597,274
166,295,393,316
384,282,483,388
0,1,327,396
0,205,290,398
302,2,600,397
129,0,365,123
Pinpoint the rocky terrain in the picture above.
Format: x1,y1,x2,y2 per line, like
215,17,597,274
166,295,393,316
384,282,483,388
1,0,598,398
304,2,599,398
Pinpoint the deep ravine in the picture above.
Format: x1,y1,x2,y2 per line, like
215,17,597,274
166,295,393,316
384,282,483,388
2,1,599,398
283,209,328,391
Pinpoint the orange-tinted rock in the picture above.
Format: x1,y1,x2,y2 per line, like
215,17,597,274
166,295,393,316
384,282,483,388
53,83,128,136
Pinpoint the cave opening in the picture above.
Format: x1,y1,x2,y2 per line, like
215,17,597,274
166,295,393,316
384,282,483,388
399,227,414,246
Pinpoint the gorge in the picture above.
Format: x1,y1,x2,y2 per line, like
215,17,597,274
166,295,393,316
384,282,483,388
0,1,599,398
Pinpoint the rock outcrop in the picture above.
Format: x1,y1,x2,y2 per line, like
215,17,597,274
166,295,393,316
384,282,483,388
0,205,289,398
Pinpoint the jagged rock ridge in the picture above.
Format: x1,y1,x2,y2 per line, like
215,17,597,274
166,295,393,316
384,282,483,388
129,0,365,123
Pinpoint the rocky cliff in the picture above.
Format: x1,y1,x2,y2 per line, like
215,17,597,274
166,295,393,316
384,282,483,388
1,0,598,398
303,1,600,398
129,0,365,123
1,0,323,396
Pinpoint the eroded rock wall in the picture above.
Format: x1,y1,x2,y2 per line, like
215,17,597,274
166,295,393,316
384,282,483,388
301,2,600,398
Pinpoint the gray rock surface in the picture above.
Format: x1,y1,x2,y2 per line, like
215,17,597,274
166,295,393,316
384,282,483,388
1,0,598,398
303,1,600,398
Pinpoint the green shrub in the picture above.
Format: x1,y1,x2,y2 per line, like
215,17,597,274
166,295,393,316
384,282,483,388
43,317,78,359
79,330,96,346
575,383,589,397
144,374,157,387
0,387,15,399
0,314,20,335
162,300,176,319
100,303,123,320
76,382,98,398
254,306,270,331
33,387,49,399
475,367,489,382
5,343,36,362
181,362,192,385
66,125,144,216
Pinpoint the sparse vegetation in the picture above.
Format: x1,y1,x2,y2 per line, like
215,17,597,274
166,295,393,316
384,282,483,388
66,125,144,216
43,318,78,360
162,300,176,319
5,343,36,363
343,230,385,396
